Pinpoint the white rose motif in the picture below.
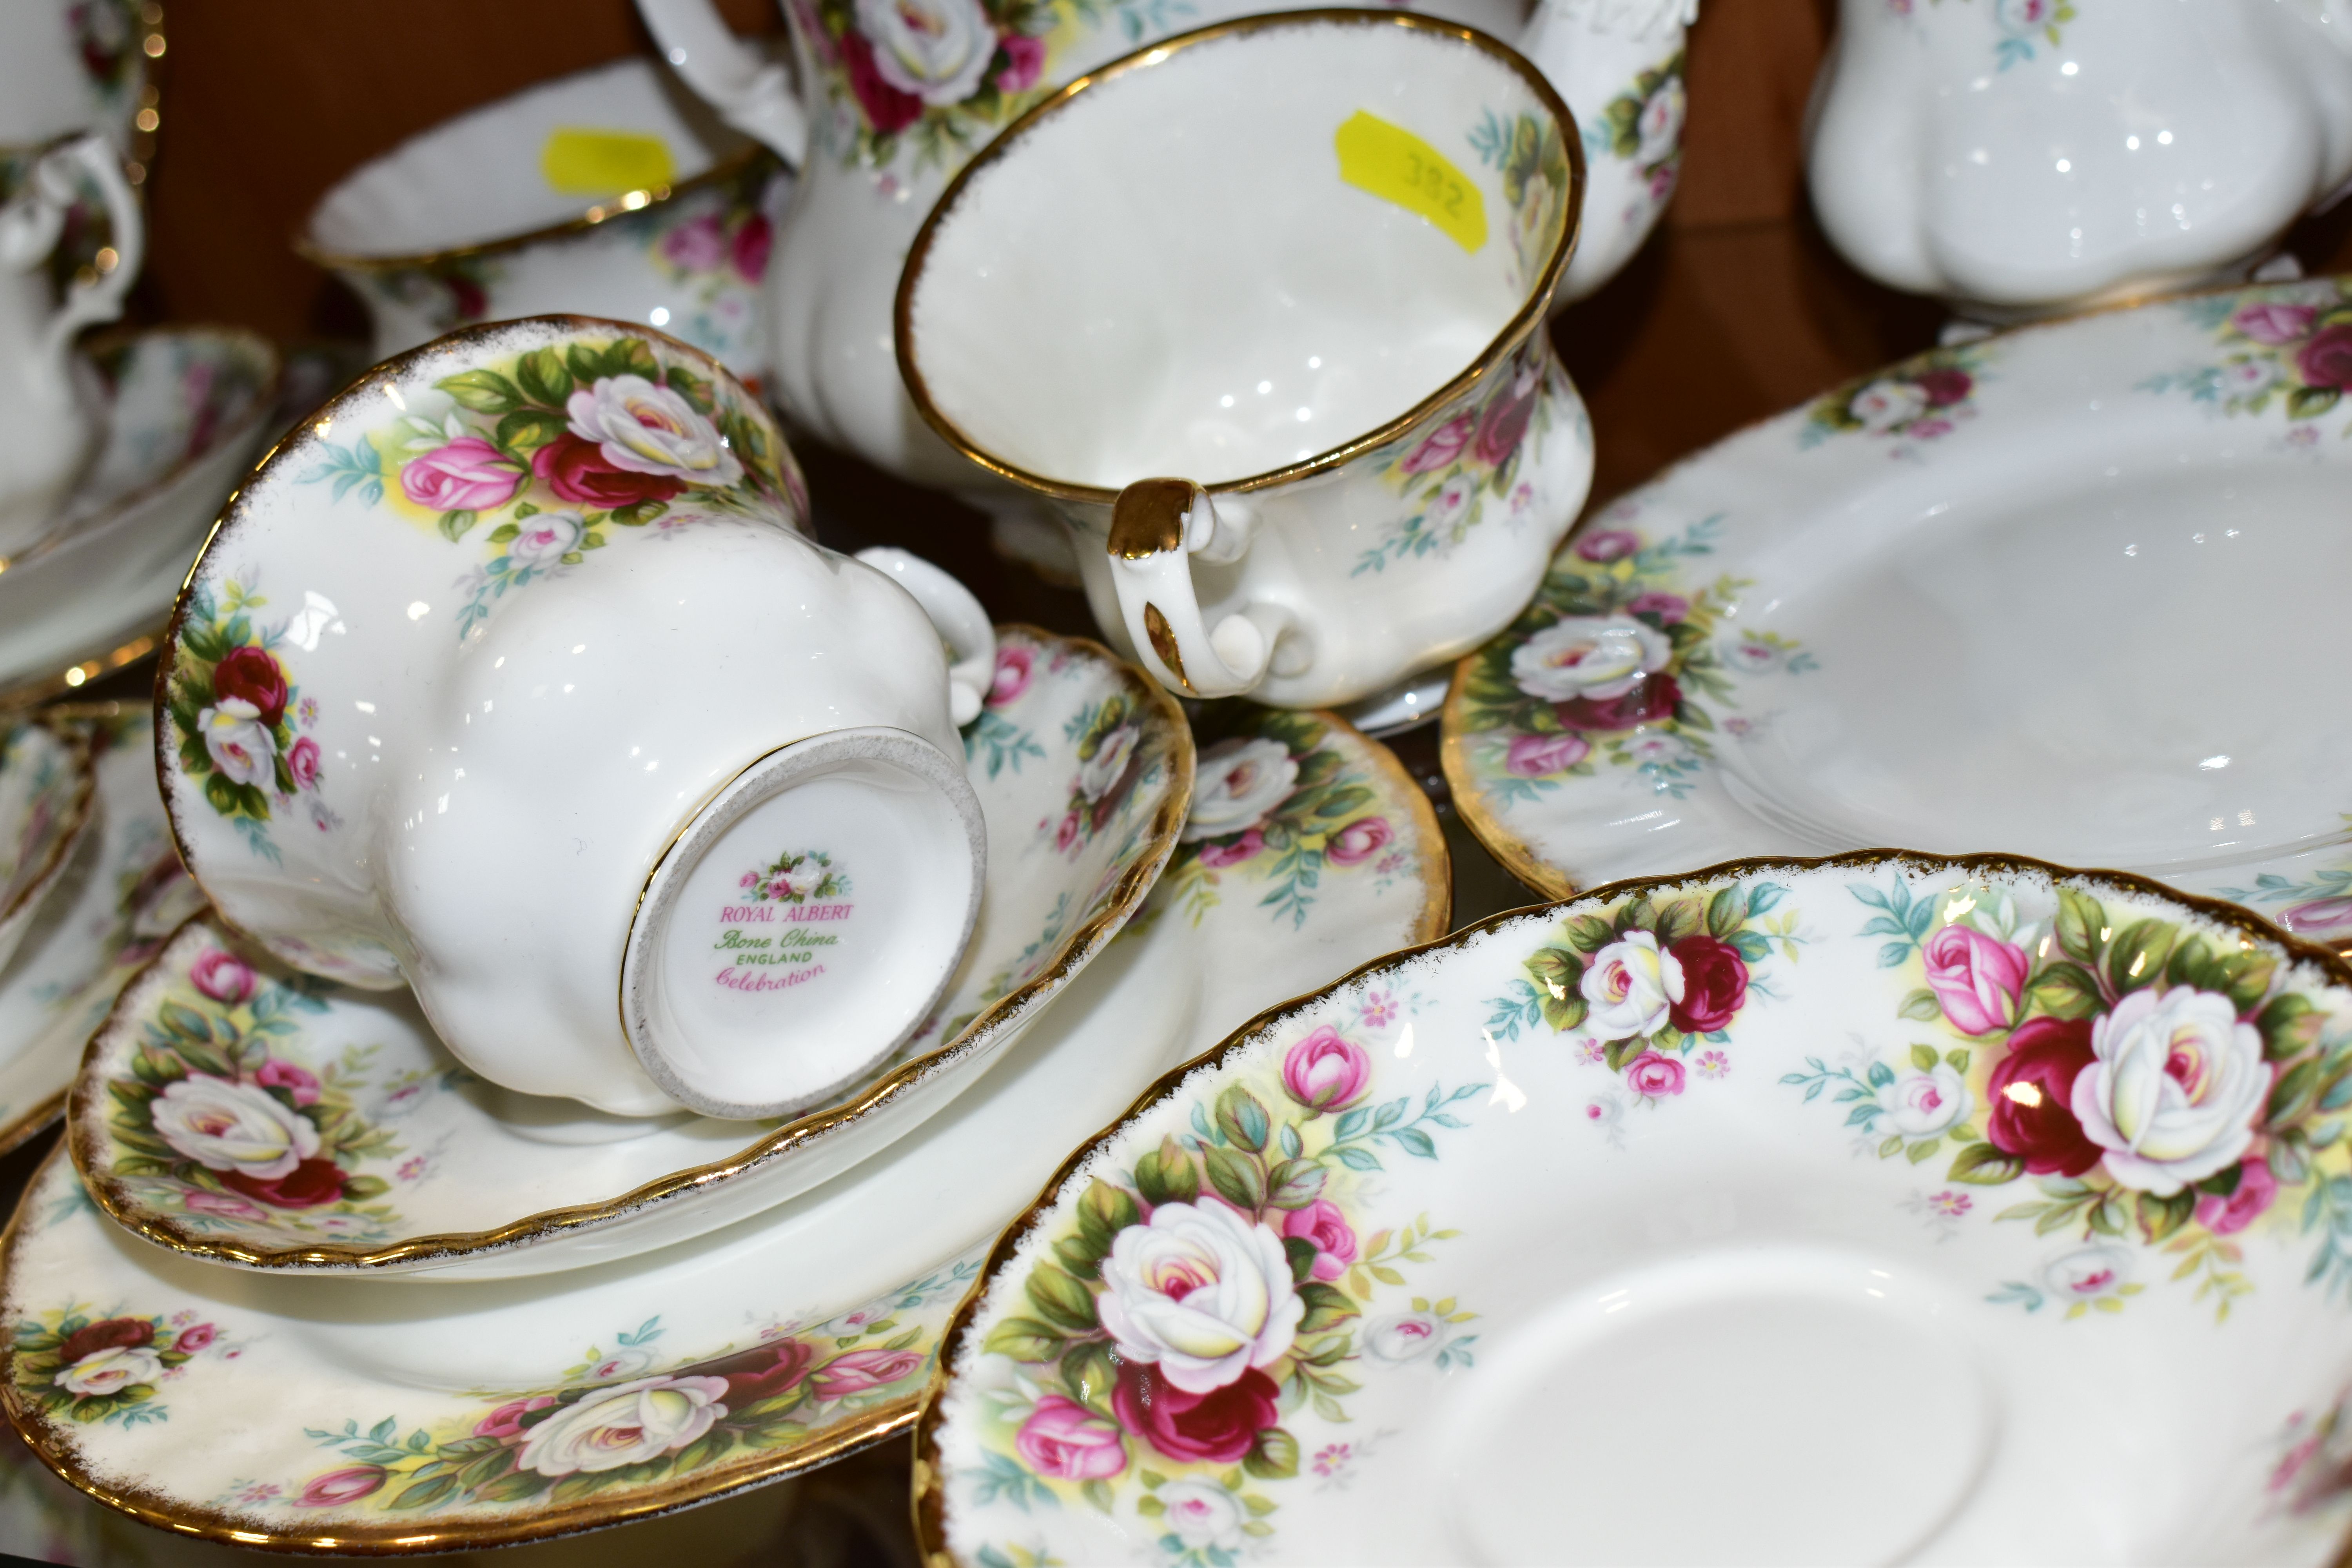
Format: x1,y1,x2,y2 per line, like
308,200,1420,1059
1158,1481,1244,1552
565,375,744,488
1510,616,1671,702
1580,930,1685,1041
1423,472,1479,542
149,1074,321,1180
1182,737,1298,843
853,0,997,106
505,509,585,566
1722,635,1782,673
2223,358,2281,395
197,701,276,790
517,1375,730,1477
2071,985,2267,1194
1076,723,1140,803
2043,1244,2132,1303
1848,378,1926,433
1361,1310,1448,1365
1884,1063,1973,1139
1635,76,1686,167
1097,1200,1302,1393
1626,733,1694,767
54,1344,164,1397
781,864,826,899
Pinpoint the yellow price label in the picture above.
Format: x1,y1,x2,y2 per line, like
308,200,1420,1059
1333,109,1486,254
540,127,678,198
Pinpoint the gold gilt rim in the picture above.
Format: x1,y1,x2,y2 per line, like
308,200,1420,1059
1438,269,2352,926
893,7,1585,506
294,144,773,274
0,1140,917,1554
1315,702,1452,944
0,1090,66,1160
118,622,1191,1270
0,715,95,938
911,843,2352,1565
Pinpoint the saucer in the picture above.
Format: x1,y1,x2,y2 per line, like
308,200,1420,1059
919,851,2352,1566
4,706,1445,1551
0,327,281,707
1443,278,2352,951
0,717,93,982
76,626,1183,1277
0,705,200,1156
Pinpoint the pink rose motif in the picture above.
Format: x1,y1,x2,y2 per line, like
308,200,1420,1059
1399,414,1472,475
1574,528,1641,563
1014,1394,1127,1480
1624,1049,1686,1098
2281,896,2352,936
1279,1200,1359,1282
286,736,321,789
1626,591,1688,625
2234,301,2316,346
190,949,255,1005
256,1058,322,1107
1196,828,1263,869
296,1466,386,1507
397,437,522,515
2195,1161,2279,1236
991,644,1034,705
811,1346,926,1399
1922,924,2031,1037
1906,417,1953,441
474,1396,557,1439
1282,1026,1371,1114
731,214,773,282
173,1323,216,1353
995,32,1046,94
183,1190,267,1221
1505,732,1590,778
1327,817,1392,867
1054,810,1082,853
661,212,727,273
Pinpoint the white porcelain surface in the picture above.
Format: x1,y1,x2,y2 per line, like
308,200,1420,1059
0,133,141,555
157,318,982,1120
0,326,279,700
1809,0,2352,316
0,718,90,984
1445,277,2352,953
90,627,1187,1278
636,0,1689,493
0,0,149,153
924,856,2352,1566
303,59,785,383
6,707,1436,1551
0,707,198,1154
900,13,1595,708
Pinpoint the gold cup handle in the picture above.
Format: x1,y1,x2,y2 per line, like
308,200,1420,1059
1106,478,1292,699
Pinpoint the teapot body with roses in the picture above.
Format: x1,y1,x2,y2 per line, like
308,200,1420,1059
635,0,1697,492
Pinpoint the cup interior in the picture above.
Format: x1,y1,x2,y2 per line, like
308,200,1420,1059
304,56,747,260
904,16,1572,492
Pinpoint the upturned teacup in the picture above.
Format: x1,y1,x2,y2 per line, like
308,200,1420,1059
896,13,1595,707
299,58,786,388
159,318,993,1121
0,131,142,558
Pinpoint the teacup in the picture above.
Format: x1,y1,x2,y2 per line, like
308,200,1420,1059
0,131,142,558
1809,0,2352,317
635,0,1691,493
158,318,994,1122
896,13,1595,707
299,58,787,386
0,0,154,156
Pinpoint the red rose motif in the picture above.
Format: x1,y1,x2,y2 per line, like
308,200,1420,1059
702,1337,815,1406
1984,1016,2103,1176
1111,1361,1280,1464
530,433,686,509
842,31,922,134
731,214,773,283
995,32,1046,95
1472,367,1540,467
58,1317,153,1365
223,1156,348,1209
812,1346,925,1398
1554,673,1680,732
211,646,289,728
446,274,487,321
1665,934,1748,1034
2298,325,2352,392
1911,367,1973,407
1196,828,1263,869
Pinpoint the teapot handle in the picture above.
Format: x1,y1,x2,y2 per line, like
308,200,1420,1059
1105,479,1292,700
21,135,143,369
853,547,996,726
635,0,809,167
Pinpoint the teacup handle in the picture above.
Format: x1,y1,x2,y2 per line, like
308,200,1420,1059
1107,479,1293,699
634,0,809,167
1,135,144,370
854,546,995,726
